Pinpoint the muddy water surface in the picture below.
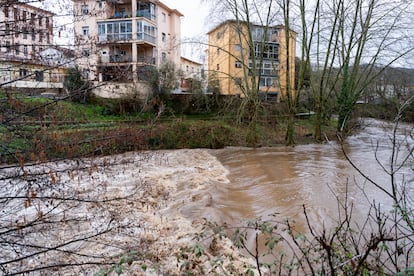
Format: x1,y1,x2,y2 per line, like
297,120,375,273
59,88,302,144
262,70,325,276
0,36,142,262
201,119,413,230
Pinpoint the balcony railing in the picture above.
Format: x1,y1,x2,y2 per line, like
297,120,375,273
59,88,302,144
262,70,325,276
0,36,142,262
137,56,156,65
98,33,133,42
110,54,132,63
137,33,156,44
136,10,155,21
99,55,155,65
112,11,132,18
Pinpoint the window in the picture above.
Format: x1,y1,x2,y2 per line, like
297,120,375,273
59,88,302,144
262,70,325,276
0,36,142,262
234,77,242,86
98,21,133,41
162,12,166,22
136,2,156,21
47,33,50,44
30,13,35,24
39,31,43,42
38,16,42,26
216,64,220,70
259,76,277,87
248,60,278,76
82,48,90,57
15,26,19,38
82,26,89,37
161,52,166,62
22,11,26,21
81,5,89,15
19,69,28,77
162,32,166,42
254,42,279,60
15,43,20,55
31,28,35,41
23,45,28,56
98,1,103,8
35,71,44,81
22,27,27,39
14,8,18,21
235,44,242,51
186,65,189,72
5,41,11,53
5,23,10,35
4,6,9,18
136,21,156,43
46,17,49,28
235,61,242,68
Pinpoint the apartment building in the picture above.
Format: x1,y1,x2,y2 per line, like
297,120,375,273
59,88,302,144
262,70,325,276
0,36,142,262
73,0,183,98
0,1,63,92
207,20,296,101
179,56,203,92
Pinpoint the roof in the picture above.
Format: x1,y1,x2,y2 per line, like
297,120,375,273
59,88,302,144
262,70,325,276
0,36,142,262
41,46,75,58
207,19,295,35
11,2,55,16
156,0,184,17
180,56,202,66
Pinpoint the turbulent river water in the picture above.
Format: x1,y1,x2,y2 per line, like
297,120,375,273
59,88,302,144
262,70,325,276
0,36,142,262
185,118,414,231
1,118,412,274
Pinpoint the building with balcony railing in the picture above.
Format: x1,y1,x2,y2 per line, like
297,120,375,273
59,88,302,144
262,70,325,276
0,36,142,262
73,0,183,98
0,1,67,93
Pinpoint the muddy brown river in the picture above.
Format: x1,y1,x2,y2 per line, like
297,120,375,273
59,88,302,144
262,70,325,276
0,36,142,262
196,118,414,230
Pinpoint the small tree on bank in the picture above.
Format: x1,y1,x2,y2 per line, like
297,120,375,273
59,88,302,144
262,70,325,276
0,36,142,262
64,67,91,103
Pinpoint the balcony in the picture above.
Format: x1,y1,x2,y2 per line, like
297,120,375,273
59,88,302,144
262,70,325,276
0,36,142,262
136,10,155,21
137,33,156,45
137,56,156,65
99,55,155,65
112,10,132,19
110,54,132,63
98,33,133,43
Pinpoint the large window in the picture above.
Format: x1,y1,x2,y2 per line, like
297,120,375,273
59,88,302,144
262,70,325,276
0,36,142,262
253,42,279,60
136,2,156,21
137,21,156,44
98,21,132,41
259,76,277,88
249,60,278,76
252,26,280,42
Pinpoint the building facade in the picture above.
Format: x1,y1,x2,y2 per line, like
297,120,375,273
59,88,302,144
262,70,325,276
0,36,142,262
72,0,183,98
0,1,64,92
179,56,203,92
207,20,296,101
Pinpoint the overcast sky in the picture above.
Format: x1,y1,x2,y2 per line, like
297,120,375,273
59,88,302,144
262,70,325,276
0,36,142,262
160,0,211,62
160,0,210,38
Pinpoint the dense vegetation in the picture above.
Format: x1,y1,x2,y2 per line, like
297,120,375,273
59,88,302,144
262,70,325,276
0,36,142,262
0,91,339,165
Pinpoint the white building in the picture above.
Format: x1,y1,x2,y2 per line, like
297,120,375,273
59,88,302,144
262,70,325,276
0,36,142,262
0,1,65,92
179,56,203,92
72,0,183,98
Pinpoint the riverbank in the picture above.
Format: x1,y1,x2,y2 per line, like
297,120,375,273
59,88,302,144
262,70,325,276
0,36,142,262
0,93,336,164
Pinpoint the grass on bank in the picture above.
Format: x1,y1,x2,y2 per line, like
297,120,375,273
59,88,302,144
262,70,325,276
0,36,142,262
0,93,337,164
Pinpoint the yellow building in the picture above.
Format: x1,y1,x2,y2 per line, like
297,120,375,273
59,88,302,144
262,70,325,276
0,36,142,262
207,20,296,101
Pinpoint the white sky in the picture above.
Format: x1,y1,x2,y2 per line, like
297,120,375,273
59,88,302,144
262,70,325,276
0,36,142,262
160,0,209,38
160,0,211,62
